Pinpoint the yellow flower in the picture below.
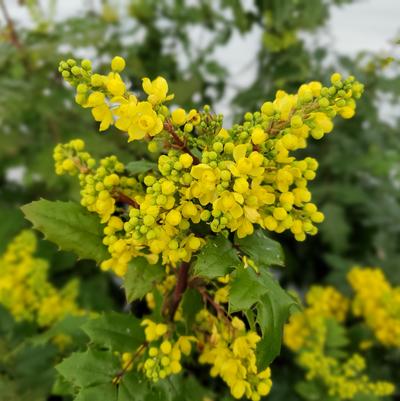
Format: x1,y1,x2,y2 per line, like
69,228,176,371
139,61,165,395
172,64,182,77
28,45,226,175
142,76,174,105
115,98,163,140
85,91,113,131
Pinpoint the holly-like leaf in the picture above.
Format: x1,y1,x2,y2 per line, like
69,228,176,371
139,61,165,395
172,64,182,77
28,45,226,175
125,160,157,175
56,349,119,389
75,383,117,401
82,312,145,353
229,267,268,312
21,199,108,263
124,257,165,303
236,229,285,268
255,270,297,369
193,236,239,279
118,372,154,401
229,266,296,367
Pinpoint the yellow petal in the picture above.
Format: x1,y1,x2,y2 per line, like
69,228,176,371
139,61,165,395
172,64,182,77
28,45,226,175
233,144,248,162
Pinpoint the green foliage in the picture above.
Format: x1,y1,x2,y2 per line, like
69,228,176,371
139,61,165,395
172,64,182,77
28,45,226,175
21,199,109,263
124,257,164,302
236,229,285,268
125,160,158,175
82,312,145,352
229,267,296,367
56,349,120,388
193,235,240,279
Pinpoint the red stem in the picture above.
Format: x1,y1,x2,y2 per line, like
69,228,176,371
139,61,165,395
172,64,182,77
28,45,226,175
169,262,190,320
163,120,200,165
114,191,140,209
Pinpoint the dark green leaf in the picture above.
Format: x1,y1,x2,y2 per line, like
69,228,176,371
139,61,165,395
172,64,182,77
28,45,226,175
76,383,117,401
229,267,268,312
0,305,14,335
82,312,145,352
118,372,152,401
124,257,165,302
236,230,284,268
193,236,239,279
295,381,327,401
21,200,108,263
125,160,157,175
181,288,203,332
255,270,297,368
56,349,119,388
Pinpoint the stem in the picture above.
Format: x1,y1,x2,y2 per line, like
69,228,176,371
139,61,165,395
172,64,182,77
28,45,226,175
197,286,227,318
114,343,147,382
169,261,190,320
0,0,22,49
163,120,200,165
114,191,140,209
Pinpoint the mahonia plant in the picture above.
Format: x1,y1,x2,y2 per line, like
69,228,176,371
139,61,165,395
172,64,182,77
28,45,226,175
23,56,363,400
284,267,398,400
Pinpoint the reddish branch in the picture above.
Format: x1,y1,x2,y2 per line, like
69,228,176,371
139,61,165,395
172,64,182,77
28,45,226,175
0,0,22,49
197,286,227,318
114,191,140,209
114,342,147,381
163,120,200,165
169,261,190,320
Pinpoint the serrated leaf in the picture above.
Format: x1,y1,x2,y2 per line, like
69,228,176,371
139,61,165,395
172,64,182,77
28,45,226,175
229,267,268,312
56,349,119,388
118,372,152,401
255,270,297,368
82,312,145,353
193,236,239,279
21,199,109,263
236,229,284,268
125,160,157,175
76,383,117,401
124,257,165,302
229,266,296,367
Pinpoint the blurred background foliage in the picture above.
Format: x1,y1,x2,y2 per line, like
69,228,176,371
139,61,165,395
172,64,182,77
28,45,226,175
1,0,399,400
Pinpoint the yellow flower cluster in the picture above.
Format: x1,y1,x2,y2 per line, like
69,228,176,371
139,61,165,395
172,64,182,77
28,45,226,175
284,286,349,351
348,267,400,347
0,230,83,327
284,280,395,399
58,57,172,138
298,349,394,399
196,310,272,400
56,56,363,276
141,320,195,381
